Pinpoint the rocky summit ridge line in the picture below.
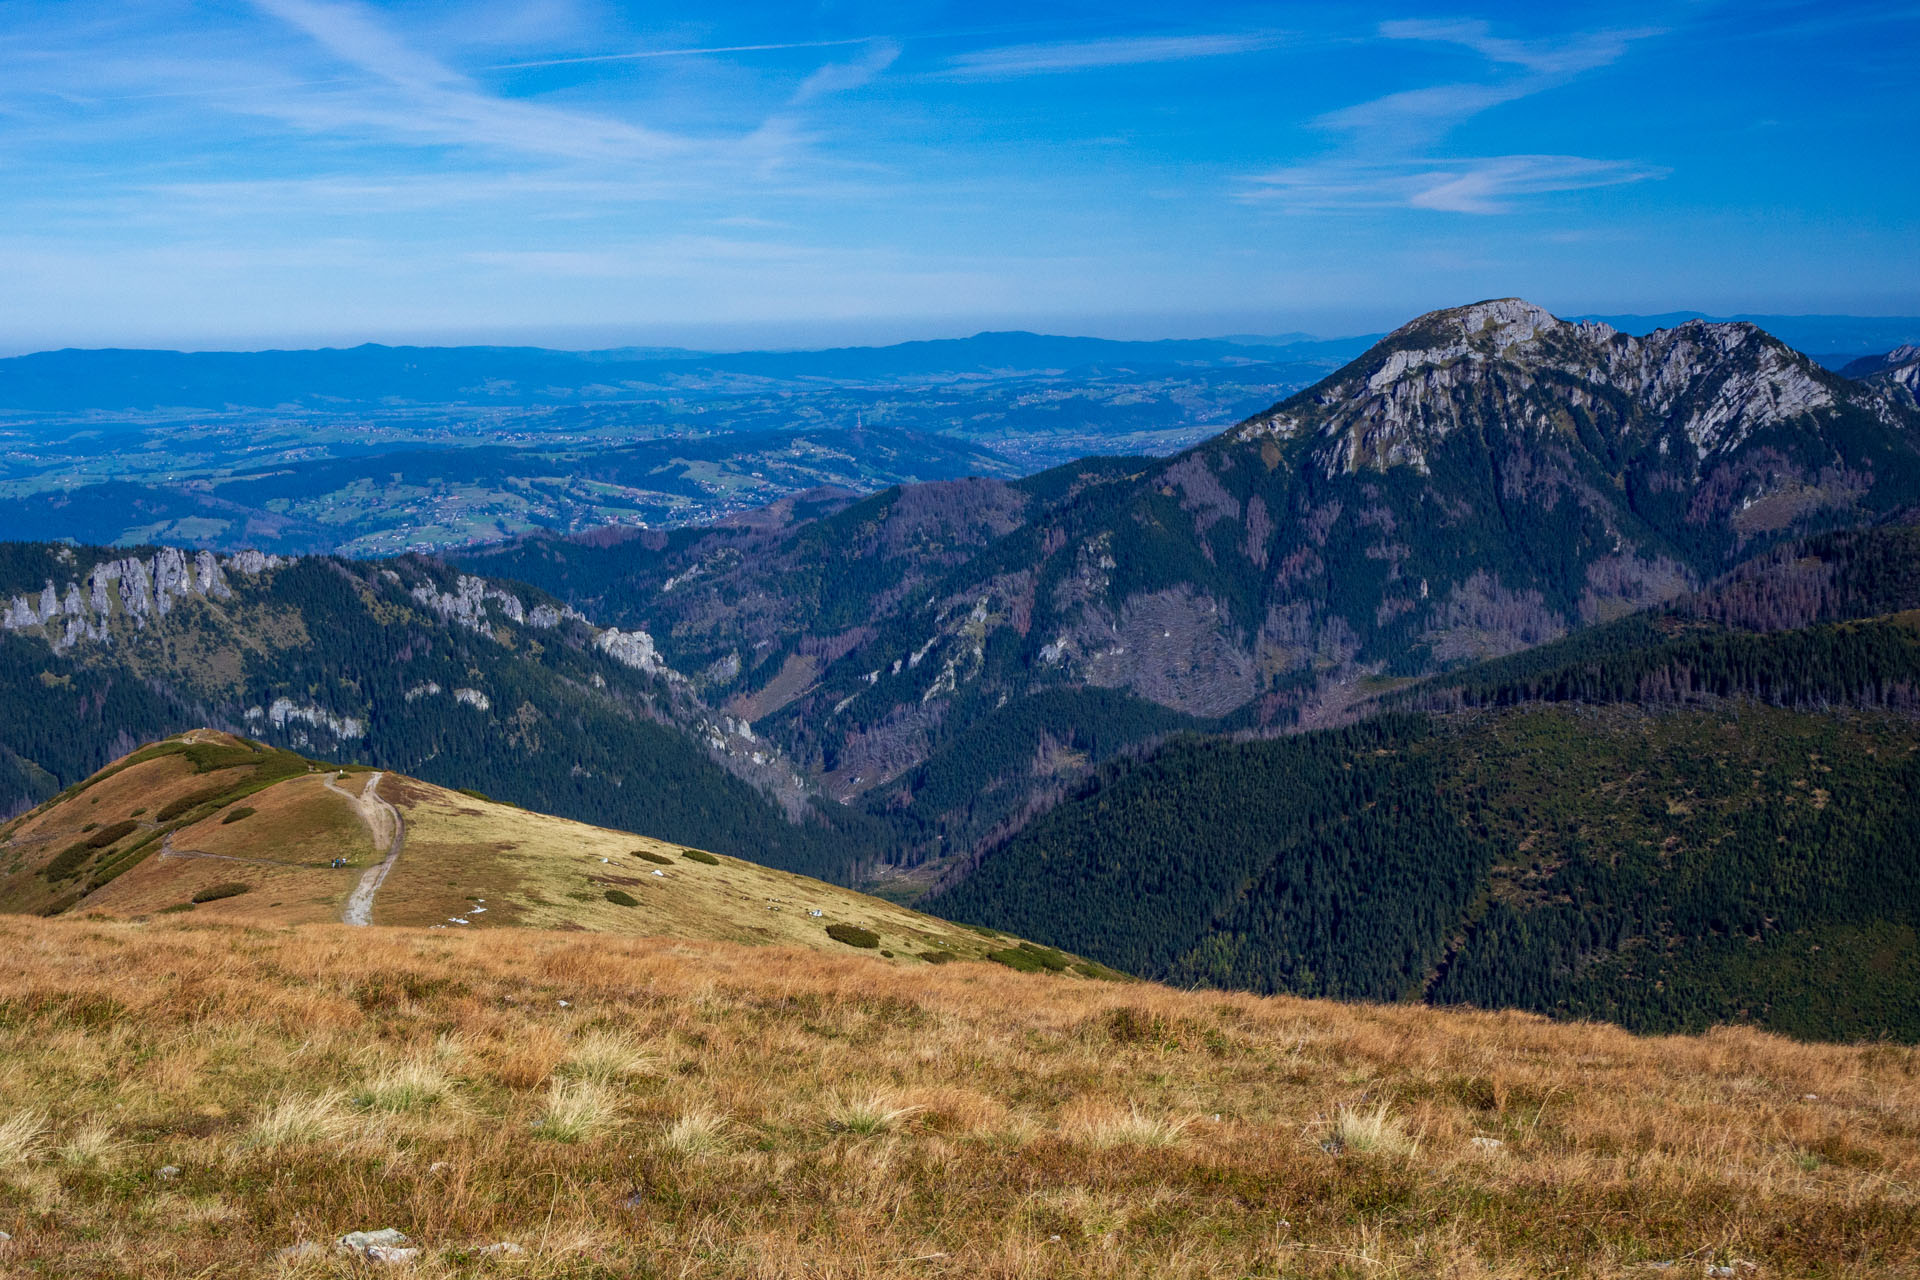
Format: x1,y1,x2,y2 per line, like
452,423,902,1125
1234,299,1850,471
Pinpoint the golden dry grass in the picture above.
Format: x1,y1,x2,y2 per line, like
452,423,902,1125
4,734,1086,969
0,915,1912,1278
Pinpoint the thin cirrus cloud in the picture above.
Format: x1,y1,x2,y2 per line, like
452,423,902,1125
939,31,1284,80
1249,154,1664,216
243,0,686,163
1245,19,1665,214
790,40,902,105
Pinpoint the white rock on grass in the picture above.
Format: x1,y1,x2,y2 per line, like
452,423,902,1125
367,1246,420,1264
338,1228,418,1263
477,1242,525,1256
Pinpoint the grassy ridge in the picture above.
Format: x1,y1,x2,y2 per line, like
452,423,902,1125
0,915,1911,1277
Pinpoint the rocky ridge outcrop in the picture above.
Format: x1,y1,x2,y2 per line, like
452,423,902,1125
0,548,279,652
1235,299,1854,475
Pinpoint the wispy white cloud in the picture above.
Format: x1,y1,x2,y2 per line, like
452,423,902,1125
1378,19,1660,76
484,37,881,72
1246,17,1664,214
245,0,684,163
1246,154,1664,214
1406,155,1662,213
940,32,1282,80
790,40,900,105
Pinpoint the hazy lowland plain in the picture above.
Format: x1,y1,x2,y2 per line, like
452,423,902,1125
0,336,1352,555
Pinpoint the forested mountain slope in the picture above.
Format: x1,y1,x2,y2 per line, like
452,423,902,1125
929,525,1920,1041
462,300,1920,876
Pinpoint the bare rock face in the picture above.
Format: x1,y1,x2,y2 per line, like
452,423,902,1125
594,627,676,678
1076,586,1257,717
1237,299,1852,478
1848,345,1920,409
409,574,526,632
0,547,244,652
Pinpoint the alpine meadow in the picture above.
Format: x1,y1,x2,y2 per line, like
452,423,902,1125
1,3,1917,1277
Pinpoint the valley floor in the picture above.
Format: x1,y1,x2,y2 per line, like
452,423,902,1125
0,916,1914,1278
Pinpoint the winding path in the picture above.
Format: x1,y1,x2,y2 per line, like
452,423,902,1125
325,771,405,926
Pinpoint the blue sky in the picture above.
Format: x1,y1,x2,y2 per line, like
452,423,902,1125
0,1,1915,351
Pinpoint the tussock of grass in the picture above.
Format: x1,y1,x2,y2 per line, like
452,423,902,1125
56,1123,124,1166
1070,1105,1193,1149
244,1092,351,1149
660,1106,732,1156
825,1091,923,1136
1330,1101,1416,1156
535,1078,619,1143
353,1060,454,1113
0,1109,48,1166
563,1029,656,1084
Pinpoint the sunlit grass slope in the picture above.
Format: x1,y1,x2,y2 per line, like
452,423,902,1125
0,732,1092,969
0,916,1913,1277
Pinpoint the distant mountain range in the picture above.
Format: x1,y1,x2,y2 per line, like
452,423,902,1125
0,331,1378,412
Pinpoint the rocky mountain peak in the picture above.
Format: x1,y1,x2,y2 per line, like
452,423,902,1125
1232,299,1867,475
1385,297,1572,354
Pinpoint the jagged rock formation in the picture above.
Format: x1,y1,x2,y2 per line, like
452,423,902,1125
407,573,586,634
0,548,259,651
1845,344,1920,409
1239,300,1841,469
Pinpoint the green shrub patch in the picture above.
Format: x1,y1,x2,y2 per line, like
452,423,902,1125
825,923,880,949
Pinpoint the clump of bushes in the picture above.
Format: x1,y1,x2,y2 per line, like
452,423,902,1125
1103,1006,1173,1045
825,923,880,949
917,950,956,964
43,842,98,881
457,788,491,802
680,849,719,866
85,821,138,848
220,807,256,825
156,790,224,822
987,943,1071,974
633,850,673,865
191,882,251,904
605,889,639,907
